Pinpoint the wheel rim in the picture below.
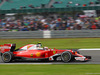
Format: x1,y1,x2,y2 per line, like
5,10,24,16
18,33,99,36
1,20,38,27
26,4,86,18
2,53,11,62
62,53,69,61
62,52,71,62
3,54,10,61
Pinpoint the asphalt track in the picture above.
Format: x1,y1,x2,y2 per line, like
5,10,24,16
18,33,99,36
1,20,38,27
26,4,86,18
0,50,100,64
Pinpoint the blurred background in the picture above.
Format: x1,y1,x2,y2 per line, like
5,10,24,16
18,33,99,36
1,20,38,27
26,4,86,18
0,0,100,32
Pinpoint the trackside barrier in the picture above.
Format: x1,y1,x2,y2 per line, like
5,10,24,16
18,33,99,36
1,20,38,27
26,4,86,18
0,31,43,39
51,30,100,38
1,30,100,39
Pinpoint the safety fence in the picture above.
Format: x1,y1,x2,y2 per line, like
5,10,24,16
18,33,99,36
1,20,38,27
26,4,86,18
0,30,100,39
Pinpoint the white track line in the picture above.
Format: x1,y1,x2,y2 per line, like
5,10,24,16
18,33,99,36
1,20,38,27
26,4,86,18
78,48,100,51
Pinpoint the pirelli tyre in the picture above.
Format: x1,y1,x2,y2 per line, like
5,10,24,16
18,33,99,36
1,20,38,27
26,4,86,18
1,52,13,63
61,51,73,63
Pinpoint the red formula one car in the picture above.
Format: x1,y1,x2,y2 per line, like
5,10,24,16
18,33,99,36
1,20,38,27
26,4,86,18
0,43,91,63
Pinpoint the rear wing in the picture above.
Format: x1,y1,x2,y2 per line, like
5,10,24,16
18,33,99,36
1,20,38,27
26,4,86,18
0,44,12,53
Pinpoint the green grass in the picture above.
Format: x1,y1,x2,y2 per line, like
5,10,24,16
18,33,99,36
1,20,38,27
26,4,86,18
0,64,100,75
0,38,100,49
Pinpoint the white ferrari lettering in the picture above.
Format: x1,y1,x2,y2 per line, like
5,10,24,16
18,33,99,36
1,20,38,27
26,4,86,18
1,46,11,49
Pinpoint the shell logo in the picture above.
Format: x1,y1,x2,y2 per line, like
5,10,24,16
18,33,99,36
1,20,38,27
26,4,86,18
36,52,41,57
30,54,33,57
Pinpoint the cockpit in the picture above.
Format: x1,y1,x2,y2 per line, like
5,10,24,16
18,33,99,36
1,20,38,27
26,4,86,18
19,44,47,50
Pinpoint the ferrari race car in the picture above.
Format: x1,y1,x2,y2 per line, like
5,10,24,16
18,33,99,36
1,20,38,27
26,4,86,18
0,43,91,63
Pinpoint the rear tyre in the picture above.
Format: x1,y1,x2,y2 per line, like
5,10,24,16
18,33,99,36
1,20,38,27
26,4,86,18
61,51,72,63
1,52,13,63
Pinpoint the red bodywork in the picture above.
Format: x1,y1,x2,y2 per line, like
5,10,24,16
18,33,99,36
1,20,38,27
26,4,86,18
0,44,90,61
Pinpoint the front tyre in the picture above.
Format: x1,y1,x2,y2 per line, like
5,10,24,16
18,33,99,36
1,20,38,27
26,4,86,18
61,51,72,63
1,52,13,63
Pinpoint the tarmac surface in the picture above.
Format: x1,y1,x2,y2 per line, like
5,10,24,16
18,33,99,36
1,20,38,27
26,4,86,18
0,50,100,64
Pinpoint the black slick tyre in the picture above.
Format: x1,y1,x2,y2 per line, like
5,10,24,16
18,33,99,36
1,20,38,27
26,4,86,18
61,51,72,63
1,52,13,63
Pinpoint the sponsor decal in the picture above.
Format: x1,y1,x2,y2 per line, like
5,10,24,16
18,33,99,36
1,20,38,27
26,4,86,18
53,51,56,54
30,54,33,57
1,46,11,49
36,52,41,57
75,57,85,61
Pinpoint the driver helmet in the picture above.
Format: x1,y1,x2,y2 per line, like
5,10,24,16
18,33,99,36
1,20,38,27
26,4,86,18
37,42,42,48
